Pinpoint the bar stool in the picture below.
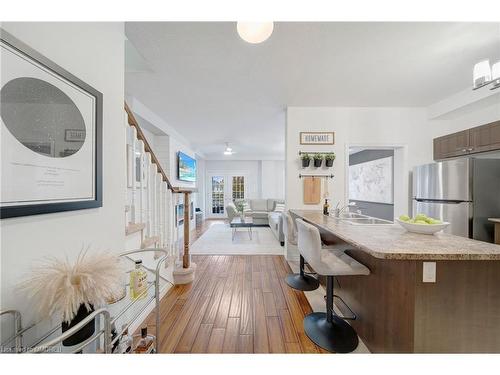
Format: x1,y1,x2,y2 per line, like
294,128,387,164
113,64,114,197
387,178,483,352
283,211,320,291
296,218,370,353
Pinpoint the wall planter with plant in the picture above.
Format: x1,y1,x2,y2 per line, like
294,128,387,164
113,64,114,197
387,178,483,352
301,153,311,168
325,152,336,167
313,153,323,167
21,250,123,347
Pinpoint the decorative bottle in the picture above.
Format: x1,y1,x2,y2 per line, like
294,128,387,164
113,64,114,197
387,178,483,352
133,327,155,354
323,199,330,215
130,259,147,300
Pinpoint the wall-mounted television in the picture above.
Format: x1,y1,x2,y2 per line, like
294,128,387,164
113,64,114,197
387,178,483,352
177,151,196,182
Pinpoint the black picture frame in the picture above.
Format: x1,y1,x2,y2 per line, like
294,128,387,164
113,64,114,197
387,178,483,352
0,28,103,219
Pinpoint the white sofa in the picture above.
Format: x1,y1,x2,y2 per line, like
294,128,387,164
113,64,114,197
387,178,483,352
226,198,285,245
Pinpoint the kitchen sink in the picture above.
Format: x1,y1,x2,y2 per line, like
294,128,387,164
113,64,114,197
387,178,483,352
335,212,367,219
344,218,394,225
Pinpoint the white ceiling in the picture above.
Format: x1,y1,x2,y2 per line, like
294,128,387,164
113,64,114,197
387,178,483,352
125,22,500,159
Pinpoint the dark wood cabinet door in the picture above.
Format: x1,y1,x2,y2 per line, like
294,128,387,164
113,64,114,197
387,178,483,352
470,124,492,153
433,130,470,160
470,121,500,154
450,130,470,155
489,121,500,151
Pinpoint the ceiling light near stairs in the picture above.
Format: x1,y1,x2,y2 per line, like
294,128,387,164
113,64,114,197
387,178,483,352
237,22,274,44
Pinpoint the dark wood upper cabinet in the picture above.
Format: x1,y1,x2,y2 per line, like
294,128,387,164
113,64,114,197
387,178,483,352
433,130,470,160
434,121,500,160
470,121,500,154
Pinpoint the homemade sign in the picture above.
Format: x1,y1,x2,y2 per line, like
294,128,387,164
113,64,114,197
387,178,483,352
300,132,335,145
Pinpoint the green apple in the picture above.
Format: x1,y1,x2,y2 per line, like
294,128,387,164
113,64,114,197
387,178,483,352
415,220,428,225
428,218,442,224
415,214,428,221
399,215,411,222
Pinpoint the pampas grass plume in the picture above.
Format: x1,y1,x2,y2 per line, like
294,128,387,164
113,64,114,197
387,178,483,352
20,247,123,323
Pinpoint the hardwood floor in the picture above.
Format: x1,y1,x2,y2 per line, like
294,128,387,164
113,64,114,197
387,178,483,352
144,254,324,353
143,219,325,353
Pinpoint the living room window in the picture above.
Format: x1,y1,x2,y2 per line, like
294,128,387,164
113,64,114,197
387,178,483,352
232,176,245,200
211,175,225,214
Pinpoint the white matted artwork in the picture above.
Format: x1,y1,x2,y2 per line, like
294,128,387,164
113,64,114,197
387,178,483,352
349,156,393,204
1,29,102,218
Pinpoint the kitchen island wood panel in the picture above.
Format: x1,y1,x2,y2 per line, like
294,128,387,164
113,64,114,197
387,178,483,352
291,209,500,353
337,250,417,353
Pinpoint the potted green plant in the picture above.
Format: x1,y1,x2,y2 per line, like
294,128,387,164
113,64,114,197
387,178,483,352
234,199,246,220
21,249,124,346
325,152,336,167
313,153,323,167
301,153,311,168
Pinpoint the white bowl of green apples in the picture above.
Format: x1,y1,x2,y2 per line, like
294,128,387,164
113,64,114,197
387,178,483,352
396,214,450,235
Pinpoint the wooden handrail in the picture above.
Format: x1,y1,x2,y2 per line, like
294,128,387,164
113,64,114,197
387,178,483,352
124,102,174,191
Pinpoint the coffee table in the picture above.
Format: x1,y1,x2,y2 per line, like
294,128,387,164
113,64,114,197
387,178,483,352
230,217,254,241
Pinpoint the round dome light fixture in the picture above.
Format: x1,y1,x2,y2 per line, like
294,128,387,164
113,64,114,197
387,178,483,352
237,22,274,44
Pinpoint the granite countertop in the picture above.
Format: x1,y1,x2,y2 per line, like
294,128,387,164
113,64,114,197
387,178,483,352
291,210,500,261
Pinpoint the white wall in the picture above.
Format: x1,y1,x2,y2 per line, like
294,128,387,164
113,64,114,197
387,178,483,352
286,107,432,216
261,160,285,199
195,156,206,212
286,98,500,218
0,22,125,343
203,159,285,216
428,99,500,139
205,160,261,199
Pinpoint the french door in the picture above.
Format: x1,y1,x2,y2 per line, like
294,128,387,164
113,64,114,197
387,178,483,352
207,173,247,218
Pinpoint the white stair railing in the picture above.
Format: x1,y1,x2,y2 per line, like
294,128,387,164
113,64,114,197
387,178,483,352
124,104,177,267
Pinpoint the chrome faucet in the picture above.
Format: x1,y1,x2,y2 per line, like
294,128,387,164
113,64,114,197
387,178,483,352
333,201,357,217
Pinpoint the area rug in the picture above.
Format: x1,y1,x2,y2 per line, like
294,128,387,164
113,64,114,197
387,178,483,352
190,223,284,255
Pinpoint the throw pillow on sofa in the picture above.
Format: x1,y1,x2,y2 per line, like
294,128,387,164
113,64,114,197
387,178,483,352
274,203,285,212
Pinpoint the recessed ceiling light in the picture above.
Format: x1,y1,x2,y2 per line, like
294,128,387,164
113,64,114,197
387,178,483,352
224,142,234,155
236,22,274,44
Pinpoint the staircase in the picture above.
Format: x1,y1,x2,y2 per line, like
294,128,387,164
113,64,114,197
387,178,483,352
124,102,196,282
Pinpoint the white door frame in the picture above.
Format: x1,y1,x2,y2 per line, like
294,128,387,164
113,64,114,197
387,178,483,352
344,143,408,219
206,171,249,218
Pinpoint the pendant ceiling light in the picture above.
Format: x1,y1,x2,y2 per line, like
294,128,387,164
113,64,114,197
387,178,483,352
237,22,274,44
490,61,500,90
472,59,492,89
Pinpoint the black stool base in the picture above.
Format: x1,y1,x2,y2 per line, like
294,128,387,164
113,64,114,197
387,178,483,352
285,274,320,291
304,312,359,353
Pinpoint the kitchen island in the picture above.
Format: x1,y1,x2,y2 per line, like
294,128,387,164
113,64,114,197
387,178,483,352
291,209,500,353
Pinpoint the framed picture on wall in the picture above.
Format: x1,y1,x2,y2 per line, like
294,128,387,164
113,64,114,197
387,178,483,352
0,28,103,218
126,144,148,188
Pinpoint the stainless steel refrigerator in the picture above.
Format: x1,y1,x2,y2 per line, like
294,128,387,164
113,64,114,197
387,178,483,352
412,158,500,243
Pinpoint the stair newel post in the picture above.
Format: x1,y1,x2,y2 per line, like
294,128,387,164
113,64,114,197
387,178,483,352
183,191,190,268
